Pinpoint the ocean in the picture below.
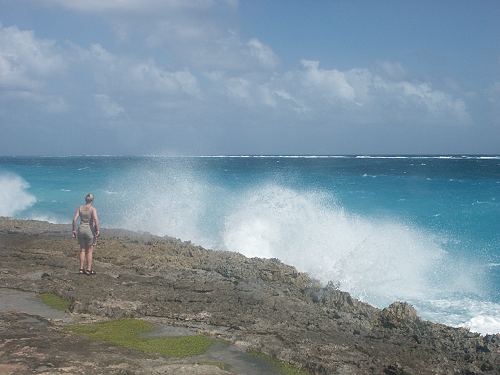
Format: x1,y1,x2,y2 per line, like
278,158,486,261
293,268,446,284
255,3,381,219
1,155,499,334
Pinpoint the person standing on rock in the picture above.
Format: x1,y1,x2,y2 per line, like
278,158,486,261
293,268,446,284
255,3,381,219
72,193,100,275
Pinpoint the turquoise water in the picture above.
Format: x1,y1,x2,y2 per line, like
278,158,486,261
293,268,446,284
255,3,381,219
1,155,499,333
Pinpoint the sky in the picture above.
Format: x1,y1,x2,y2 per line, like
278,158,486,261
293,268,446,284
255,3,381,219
0,0,499,155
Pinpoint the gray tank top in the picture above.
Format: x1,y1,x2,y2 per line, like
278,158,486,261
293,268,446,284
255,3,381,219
79,206,93,225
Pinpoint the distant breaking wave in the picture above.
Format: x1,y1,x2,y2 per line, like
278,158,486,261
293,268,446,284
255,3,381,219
191,155,500,160
17,154,500,159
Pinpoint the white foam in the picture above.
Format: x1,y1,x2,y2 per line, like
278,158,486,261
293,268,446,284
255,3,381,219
461,315,500,334
420,298,500,334
221,184,472,306
0,172,37,216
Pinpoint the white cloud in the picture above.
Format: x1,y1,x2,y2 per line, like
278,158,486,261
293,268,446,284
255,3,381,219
129,62,200,96
207,71,307,113
112,17,276,73
208,59,470,126
0,20,470,132
287,60,469,124
247,39,279,68
300,60,356,101
70,42,201,98
151,30,279,72
393,81,467,114
377,61,406,80
87,43,115,63
215,74,266,106
273,90,309,113
43,0,266,76
364,73,469,123
0,25,65,89
0,24,202,117
225,77,251,99
0,25,68,113
94,94,124,118
0,55,34,89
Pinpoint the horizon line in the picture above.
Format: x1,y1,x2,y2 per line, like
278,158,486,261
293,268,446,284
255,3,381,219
1,154,500,158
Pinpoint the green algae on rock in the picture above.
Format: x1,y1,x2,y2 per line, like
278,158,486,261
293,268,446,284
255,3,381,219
66,319,215,357
249,351,312,375
39,293,70,311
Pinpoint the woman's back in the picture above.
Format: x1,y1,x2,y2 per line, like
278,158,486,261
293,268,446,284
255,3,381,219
79,205,93,225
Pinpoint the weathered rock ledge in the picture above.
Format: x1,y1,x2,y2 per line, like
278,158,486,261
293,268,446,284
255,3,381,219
0,218,498,374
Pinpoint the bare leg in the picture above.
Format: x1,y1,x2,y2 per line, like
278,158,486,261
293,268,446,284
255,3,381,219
86,245,94,271
79,248,86,270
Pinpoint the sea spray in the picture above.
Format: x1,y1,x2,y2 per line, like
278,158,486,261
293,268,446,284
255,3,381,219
0,172,37,216
109,164,221,247
110,165,478,309
222,184,469,306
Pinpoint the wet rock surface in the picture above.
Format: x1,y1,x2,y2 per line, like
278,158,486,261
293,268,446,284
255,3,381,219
0,218,499,374
0,311,231,375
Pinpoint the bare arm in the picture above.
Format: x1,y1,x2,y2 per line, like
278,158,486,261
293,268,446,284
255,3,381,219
72,207,79,238
92,207,100,237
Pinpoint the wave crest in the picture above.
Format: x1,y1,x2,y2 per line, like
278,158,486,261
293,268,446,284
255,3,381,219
223,185,452,305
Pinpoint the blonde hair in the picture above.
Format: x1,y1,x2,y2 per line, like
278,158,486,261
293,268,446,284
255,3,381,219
85,193,94,204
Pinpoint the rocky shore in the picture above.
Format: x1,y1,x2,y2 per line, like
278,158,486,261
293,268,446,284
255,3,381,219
0,218,498,374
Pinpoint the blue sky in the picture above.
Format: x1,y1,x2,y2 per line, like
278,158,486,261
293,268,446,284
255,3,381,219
1,0,499,155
